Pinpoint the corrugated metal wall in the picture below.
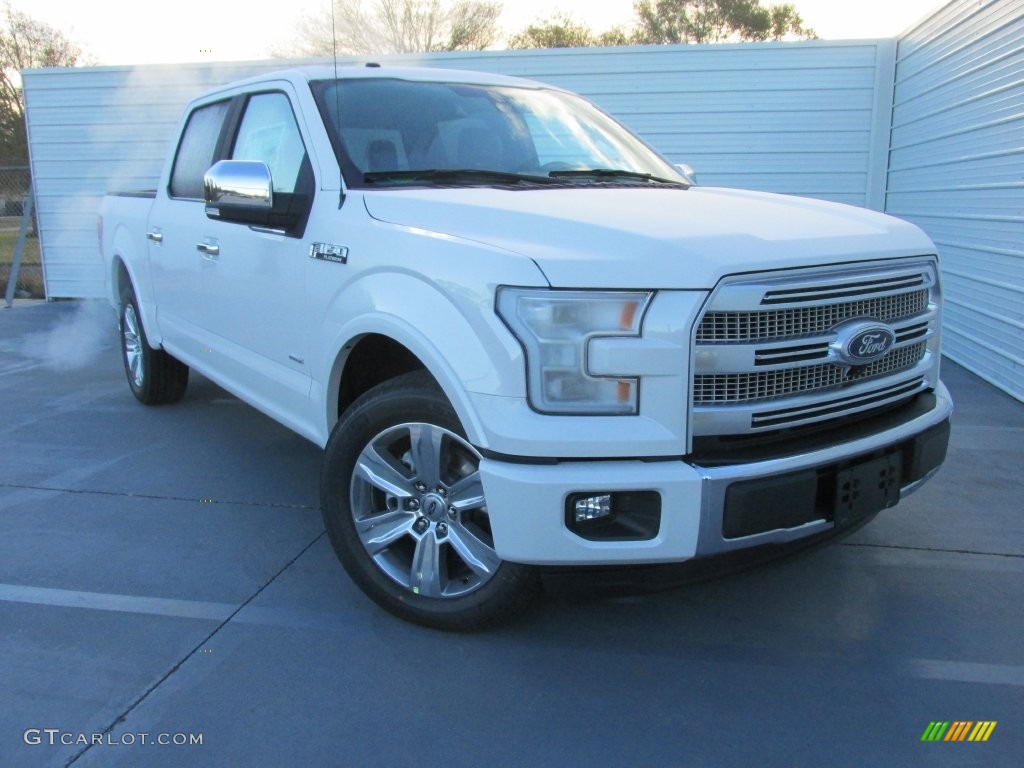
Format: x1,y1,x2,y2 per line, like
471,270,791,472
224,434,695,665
23,61,295,298
887,0,1024,402
402,43,896,207
23,40,893,299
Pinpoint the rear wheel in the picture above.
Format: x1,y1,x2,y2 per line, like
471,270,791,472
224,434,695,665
320,371,539,630
119,288,189,405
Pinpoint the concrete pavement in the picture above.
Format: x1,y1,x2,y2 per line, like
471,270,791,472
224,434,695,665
1,300,1021,767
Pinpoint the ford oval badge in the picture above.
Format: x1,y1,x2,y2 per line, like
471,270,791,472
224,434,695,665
834,323,896,364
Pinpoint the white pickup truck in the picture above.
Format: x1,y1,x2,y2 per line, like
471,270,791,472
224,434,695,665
100,65,951,629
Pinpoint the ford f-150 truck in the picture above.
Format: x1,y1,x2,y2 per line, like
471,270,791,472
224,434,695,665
100,65,951,629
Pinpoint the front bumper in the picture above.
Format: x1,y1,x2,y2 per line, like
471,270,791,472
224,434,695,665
480,382,952,566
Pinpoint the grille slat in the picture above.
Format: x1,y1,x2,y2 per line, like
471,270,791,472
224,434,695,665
761,274,926,304
694,343,926,405
751,378,925,428
697,289,928,343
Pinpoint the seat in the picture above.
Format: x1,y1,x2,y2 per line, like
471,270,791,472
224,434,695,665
366,139,399,172
456,126,503,170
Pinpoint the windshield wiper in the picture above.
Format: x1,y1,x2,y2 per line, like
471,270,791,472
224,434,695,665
548,169,689,187
363,169,559,186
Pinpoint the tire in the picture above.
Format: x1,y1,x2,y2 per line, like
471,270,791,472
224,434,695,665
320,371,539,631
119,287,189,405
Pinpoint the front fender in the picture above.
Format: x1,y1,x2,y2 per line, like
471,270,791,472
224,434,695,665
312,271,527,449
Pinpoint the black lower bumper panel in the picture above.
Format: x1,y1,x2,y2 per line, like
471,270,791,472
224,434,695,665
722,419,950,539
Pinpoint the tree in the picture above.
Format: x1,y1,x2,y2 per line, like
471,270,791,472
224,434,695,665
767,4,815,40
508,0,814,50
633,0,815,44
508,14,630,49
509,15,594,49
281,0,502,57
0,5,81,163
730,1,814,40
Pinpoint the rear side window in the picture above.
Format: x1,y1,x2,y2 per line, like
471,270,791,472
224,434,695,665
169,101,229,199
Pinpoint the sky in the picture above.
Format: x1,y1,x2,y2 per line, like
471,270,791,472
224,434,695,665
14,0,948,67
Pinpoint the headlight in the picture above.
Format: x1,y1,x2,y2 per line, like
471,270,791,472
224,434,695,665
496,288,652,414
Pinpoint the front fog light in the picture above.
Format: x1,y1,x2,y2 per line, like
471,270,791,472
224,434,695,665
573,493,613,522
566,491,662,541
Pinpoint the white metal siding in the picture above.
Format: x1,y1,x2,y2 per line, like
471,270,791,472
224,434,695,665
23,61,298,298
24,41,892,299
887,0,1024,401
413,43,894,206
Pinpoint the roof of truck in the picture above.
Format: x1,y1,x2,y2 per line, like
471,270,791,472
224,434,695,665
199,64,554,99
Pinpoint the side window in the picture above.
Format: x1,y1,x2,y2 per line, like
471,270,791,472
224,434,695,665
169,101,229,199
231,93,307,194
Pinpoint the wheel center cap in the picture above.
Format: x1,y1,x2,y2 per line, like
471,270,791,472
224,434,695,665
422,494,445,517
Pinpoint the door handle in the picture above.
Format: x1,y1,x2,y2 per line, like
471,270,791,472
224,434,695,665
146,231,163,243
196,242,220,257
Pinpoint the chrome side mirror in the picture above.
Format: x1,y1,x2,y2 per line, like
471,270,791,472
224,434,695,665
675,163,698,186
204,160,273,223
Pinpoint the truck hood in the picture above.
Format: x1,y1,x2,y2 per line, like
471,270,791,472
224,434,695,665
362,186,934,289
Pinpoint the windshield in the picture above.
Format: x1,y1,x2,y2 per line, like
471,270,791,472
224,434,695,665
311,78,685,188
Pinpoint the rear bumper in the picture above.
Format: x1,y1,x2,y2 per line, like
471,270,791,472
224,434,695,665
481,382,952,565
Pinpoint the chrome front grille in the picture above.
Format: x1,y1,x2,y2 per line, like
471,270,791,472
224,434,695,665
691,259,942,437
695,342,927,404
696,289,928,342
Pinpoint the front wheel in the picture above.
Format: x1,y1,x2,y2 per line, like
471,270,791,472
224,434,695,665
119,288,189,405
320,371,539,630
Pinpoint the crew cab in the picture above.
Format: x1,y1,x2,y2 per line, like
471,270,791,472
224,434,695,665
99,65,951,629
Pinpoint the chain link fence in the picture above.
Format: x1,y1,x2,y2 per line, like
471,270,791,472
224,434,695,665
0,166,42,300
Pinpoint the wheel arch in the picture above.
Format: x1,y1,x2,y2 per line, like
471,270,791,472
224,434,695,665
113,256,131,301
314,272,518,448
335,332,427,416
113,255,163,348
108,219,164,349
322,321,491,449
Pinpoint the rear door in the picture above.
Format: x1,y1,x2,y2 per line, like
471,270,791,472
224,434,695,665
148,99,231,352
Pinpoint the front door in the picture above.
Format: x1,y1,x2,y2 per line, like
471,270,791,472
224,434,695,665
200,89,316,425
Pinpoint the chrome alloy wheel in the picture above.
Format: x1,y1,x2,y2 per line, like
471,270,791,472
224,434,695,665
350,422,500,598
122,302,145,388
